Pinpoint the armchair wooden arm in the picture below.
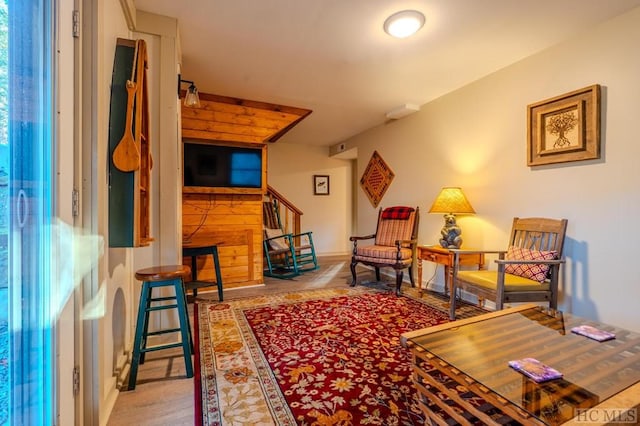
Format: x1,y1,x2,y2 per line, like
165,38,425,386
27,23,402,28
290,231,314,241
495,258,565,265
289,231,316,251
349,234,376,242
450,248,505,256
394,238,417,261
395,238,417,247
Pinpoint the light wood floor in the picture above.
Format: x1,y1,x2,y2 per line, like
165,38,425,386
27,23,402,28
106,255,463,425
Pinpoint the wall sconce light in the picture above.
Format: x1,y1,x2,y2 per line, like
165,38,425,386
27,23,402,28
178,77,201,108
428,187,475,249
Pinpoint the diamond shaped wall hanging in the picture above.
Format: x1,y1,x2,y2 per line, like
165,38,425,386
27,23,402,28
360,150,395,208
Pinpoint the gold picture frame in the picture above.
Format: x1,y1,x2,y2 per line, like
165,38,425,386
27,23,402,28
527,84,601,166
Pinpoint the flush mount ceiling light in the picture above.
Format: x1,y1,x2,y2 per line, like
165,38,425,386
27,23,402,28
384,10,425,38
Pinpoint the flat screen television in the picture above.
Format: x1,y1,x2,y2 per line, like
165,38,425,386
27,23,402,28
183,141,263,191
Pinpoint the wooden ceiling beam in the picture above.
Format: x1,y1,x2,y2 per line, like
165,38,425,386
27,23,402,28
181,91,312,144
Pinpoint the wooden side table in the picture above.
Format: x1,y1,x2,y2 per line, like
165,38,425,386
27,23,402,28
417,245,484,296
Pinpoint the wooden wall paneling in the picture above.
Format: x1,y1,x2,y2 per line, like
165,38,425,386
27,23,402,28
182,194,262,289
181,117,276,139
182,108,297,131
181,128,265,144
180,92,311,143
180,91,311,289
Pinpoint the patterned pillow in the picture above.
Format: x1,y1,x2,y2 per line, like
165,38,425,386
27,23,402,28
264,228,289,251
504,246,557,283
381,206,414,220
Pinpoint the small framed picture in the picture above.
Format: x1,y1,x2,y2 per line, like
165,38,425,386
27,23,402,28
313,175,330,195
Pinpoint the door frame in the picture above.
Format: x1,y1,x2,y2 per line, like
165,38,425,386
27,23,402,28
78,0,100,424
55,0,77,422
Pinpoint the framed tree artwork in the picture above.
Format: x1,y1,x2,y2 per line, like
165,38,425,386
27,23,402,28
527,84,601,166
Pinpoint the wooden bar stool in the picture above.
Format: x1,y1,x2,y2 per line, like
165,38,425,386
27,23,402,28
182,244,224,301
128,265,193,390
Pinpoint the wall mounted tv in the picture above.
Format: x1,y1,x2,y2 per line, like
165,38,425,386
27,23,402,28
183,141,264,192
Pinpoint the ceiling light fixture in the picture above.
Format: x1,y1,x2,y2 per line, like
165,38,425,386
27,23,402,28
383,10,425,38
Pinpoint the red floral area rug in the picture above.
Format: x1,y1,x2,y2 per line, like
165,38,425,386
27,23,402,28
196,287,457,425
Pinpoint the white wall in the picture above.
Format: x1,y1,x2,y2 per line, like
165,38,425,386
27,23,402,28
341,7,640,332
267,143,353,255
95,1,132,422
90,2,181,424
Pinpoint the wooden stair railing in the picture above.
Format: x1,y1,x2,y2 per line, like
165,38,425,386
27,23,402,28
266,185,302,239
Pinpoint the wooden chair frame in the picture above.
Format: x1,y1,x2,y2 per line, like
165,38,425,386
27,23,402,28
349,207,419,295
450,217,568,320
263,200,318,279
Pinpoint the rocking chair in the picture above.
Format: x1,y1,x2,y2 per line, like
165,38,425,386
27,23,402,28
263,200,318,279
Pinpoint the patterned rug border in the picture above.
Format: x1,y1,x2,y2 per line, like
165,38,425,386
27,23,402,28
195,285,485,425
196,281,482,317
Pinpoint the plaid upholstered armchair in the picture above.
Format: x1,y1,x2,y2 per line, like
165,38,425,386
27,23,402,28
349,206,419,295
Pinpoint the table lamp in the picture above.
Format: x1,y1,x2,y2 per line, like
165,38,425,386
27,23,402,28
428,187,475,249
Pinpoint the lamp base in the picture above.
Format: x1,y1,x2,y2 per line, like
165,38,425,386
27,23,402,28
438,214,463,249
439,240,462,249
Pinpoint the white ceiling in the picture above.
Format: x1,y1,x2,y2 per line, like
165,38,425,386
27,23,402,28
134,0,640,147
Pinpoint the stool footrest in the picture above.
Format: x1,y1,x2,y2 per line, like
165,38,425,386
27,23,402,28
150,296,178,302
146,327,182,336
184,280,217,289
147,304,178,312
140,341,184,353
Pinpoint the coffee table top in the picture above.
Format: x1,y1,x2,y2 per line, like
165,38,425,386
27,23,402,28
403,304,640,425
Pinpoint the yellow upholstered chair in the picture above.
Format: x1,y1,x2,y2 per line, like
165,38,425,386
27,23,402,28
449,217,568,319
349,206,419,295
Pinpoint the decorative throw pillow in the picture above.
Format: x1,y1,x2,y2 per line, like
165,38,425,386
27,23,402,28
264,228,289,251
381,206,414,220
504,246,557,283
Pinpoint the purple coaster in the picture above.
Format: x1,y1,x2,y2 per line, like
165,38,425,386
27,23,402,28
571,325,616,342
508,358,563,383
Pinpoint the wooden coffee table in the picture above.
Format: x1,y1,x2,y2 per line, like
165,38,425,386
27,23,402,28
402,304,640,425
